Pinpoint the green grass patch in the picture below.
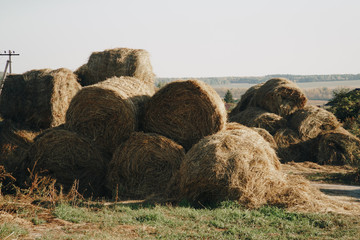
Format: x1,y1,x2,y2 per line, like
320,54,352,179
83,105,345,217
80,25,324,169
52,201,360,239
0,223,28,239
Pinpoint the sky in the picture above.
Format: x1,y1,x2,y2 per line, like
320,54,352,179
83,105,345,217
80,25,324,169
0,0,359,78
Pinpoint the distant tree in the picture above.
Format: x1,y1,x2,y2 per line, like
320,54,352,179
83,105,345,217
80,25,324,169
224,90,234,103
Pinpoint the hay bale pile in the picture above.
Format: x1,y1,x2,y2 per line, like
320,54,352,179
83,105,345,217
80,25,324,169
143,79,227,150
75,48,155,89
0,68,81,130
106,132,185,199
229,77,358,165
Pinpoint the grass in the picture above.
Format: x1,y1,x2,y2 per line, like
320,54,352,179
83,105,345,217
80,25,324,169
305,171,360,185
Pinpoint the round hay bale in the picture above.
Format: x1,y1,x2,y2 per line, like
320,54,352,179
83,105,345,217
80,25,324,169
143,79,227,150
229,83,264,118
225,122,277,149
251,78,307,116
179,127,282,206
65,77,153,155
317,128,360,166
229,107,287,134
22,129,106,197
75,48,155,89
0,74,26,123
9,68,82,130
106,132,185,199
289,105,340,141
273,128,317,163
0,120,39,174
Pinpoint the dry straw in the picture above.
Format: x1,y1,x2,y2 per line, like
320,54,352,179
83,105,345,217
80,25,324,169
0,120,39,174
75,48,155,88
289,105,340,141
144,79,227,150
229,107,287,134
65,76,154,156
317,127,360,165
106,132,185,199
251,78,307,116
22,129,106,197
229,82,264,118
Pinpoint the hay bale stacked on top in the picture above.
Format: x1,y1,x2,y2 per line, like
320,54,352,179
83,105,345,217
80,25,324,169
107,132,185,199
75,48,155,89
21,129,106,197
65,76,154,157
0,68,81,130
144,79,227,151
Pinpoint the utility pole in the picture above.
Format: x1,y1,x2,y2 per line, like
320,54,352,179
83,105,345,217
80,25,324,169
0,50,20,92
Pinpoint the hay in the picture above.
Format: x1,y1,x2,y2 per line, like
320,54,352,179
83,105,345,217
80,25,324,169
0,74,26,122
317,128,360,166
178,128,359,213
106,132,185,199
229,83,264,118
0,120,39,174
143,79,227,150
65,76,153,155
225,122,277,149
229,107,287,134
75,48,155,89
22,129,106,197
179,127,281,206
251,78,307,116
273,128,317,163
289,105,340,141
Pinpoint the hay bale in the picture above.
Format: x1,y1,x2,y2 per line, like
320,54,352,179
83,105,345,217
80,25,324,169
65,76,153,155
22,129,106,196
179,127,282,206
289,105,340,141
273,128,317,163
106,132,185,199
229,107,287,134
0,74,26,122
75,48,155,89
0,120,39,174
317,128,360,166
251,78,307,116
143,79,227,150
225,122,277,149
229,83,264,118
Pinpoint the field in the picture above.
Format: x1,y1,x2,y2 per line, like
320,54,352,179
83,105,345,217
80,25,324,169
1,162,359,240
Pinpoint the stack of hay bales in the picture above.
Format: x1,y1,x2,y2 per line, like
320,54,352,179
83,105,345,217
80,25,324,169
230,77,359,166
75,48,155,90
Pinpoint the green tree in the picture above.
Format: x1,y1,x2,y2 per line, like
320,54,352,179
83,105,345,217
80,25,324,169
224,90,234,103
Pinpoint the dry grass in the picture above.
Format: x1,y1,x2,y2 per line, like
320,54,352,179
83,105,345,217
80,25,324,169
229,107,287,134
144,79,227,150
251,78,307,116
65,77,153,155
75,48,155,89
229,83,264,117
289,105,340,141
106,132,185,200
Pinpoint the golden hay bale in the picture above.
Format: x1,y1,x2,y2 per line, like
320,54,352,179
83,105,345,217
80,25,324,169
273,128,317,163
229,83,264,118
0,120,40,174
106,132,185,199
317,128,360,166
65,76,153,155
0,74,26,122
289,105,340,141
229,107,287,134
251,78,307,116
179,127,282,206
75,48,155,88
22,129,106,196
143,80,227,150
225,122,277,149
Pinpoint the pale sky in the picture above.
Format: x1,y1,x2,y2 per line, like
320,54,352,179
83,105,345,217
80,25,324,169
1,0,359,77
